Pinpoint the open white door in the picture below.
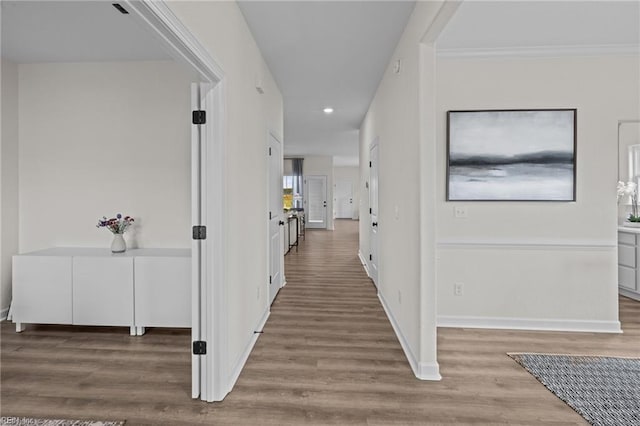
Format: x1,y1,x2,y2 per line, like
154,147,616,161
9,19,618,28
305,176,327,229
191,83,211,398
191,83,205,399
369,141,379,286
268,133,284,304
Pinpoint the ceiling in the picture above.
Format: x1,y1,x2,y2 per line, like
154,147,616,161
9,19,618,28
437,1,640,53
238,1,416,167
1,1,171,63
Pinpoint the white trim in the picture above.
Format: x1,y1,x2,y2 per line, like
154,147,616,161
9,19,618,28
125,0,224,82
421,1,462,43
437,315,622,334
437,238,615,250
226,308,270,396
418,361,442,380
378,292,442,381
0,307,8,321
357,250,370,278
437,44,640,59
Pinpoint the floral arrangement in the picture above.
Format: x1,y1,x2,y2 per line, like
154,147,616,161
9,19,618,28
618,181,639,222
96,213,135,234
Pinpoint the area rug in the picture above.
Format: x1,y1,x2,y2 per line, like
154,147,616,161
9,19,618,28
0,418,124,426
509,353,640,426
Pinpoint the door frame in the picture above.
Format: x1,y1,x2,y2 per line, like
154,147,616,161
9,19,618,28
369,138,379,287
125,0,228,402
267,131,285,305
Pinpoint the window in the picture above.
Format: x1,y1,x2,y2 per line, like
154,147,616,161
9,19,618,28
283,175,303,210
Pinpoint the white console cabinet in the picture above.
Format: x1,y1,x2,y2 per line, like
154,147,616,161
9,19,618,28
12,248,190,334
618,228,640,301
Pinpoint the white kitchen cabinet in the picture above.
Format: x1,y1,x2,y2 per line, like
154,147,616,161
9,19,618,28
12,253,72,328
134,251,191,328
73,256,134,327
618,228,640,301
11,247,190,333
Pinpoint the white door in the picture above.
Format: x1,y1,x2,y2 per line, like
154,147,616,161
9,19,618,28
191,82,206,399
334,180,353,219
268,133,284,304
369,141,379,286
305,176,327,229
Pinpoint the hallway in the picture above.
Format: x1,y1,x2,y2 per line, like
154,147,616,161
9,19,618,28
2,219,639,424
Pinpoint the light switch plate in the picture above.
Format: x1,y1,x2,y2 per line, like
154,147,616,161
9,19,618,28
454,206,468,218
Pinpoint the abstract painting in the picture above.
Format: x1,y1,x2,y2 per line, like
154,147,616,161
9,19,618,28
447,109,576,201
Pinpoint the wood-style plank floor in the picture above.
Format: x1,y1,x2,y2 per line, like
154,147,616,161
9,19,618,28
1,219,639,425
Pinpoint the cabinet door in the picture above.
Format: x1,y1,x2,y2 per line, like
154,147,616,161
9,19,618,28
12,256,72,324
619,265,636,290
134,257,190,328
72,257,133,326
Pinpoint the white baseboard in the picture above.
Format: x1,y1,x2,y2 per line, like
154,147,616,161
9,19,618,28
227,308,270,392
378,292,441,381
418,361,442,380
0,307,8,321
437,315,622,334
357,251,371,278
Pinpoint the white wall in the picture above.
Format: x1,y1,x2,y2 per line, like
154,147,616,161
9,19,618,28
19,61,192,252
435,54,639,330
359,1,447,380
304,155,334,230
165,1,283,388
1,59,20,317
333,165,360,220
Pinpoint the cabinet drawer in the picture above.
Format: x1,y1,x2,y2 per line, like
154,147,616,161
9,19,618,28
619,265,636,290
618,245,636,268
618,231,636,245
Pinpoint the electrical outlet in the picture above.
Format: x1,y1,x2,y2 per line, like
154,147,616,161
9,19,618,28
454,206,468,218
454,283,464,296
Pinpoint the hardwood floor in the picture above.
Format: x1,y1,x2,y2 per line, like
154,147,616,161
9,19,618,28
1,219,639,425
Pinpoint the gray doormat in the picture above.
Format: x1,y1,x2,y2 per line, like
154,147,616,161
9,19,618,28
509,353,640,426
0,417,124,426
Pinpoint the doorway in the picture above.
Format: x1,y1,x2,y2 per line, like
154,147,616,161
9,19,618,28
334,180,353,219
305,175,328,229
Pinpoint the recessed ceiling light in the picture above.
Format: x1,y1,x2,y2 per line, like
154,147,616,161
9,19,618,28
323,107,334,114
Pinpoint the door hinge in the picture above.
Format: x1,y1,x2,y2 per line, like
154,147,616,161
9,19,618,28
192,110,206,125
269,211,272,220
269,147,272,156
369,254,372,261
369,208,372,214
192,341,207,355
369,161,372,167
269,275,272,284
192,225,207,240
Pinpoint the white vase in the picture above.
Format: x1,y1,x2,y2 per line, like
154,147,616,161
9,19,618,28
111,233,126,253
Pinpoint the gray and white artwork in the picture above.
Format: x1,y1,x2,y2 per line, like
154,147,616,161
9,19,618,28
447,110,576,201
